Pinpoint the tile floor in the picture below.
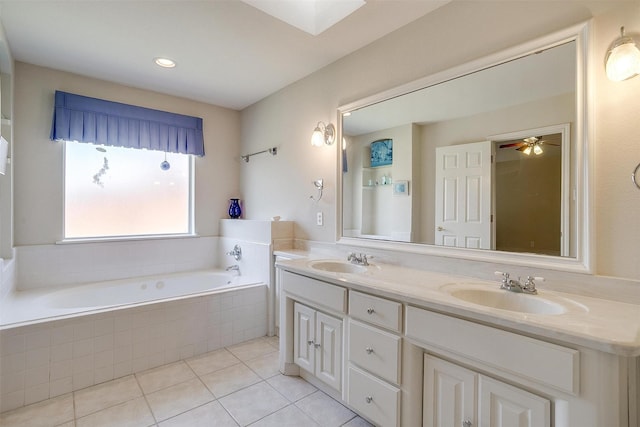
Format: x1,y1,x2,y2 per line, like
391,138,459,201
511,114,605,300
0,336,374,427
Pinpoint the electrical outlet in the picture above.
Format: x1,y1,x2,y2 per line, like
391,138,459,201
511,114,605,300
316,212,323,226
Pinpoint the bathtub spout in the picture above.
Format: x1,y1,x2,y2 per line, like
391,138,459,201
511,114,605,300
226,264,241,276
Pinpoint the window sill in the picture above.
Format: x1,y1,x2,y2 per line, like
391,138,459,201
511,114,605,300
56,233,199,245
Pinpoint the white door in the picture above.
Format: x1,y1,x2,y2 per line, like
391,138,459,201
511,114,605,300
480,376,550,427
424,355,476,427
293,303,315,373
435,141,493,249
315,311,343,391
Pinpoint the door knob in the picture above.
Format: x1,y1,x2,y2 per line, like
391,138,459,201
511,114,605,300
437,226,444,231
462,420,472,427
365,347,374,354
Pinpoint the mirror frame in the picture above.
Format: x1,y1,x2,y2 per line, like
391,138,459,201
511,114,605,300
336,21,593,274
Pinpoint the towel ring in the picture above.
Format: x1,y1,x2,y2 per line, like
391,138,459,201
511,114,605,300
633,163,640,190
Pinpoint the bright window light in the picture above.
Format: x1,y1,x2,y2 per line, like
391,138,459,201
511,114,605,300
64,142,192,239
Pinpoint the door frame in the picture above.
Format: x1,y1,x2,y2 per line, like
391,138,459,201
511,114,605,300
488,123,571,257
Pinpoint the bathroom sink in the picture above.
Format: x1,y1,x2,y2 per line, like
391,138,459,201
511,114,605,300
308,260,368,274
446,286,568,315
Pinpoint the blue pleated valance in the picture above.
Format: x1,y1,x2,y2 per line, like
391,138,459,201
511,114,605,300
50,91,205,156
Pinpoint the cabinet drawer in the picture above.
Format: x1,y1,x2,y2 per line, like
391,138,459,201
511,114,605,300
349,320,401,384
282,271,347,314
349,290,402,332
406,306,579,394
348,365,400,427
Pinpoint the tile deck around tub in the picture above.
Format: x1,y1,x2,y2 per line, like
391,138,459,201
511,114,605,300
0,336,374,427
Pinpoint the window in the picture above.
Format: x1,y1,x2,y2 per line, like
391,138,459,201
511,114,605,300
64,141,193,239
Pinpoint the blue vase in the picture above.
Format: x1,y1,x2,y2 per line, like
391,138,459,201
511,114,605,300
228,199,242,219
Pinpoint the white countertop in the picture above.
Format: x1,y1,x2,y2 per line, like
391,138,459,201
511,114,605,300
277,257,640,357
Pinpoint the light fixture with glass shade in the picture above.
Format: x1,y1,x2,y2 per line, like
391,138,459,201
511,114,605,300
311,121,335,146
605,26,640,82
522,136,543,156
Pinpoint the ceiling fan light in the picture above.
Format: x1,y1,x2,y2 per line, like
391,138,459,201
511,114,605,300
533,144,543,155
523,146,532,156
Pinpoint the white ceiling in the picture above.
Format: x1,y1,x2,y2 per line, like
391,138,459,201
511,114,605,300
0,0,449,110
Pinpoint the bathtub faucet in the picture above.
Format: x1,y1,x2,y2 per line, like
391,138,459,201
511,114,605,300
226,264,241,276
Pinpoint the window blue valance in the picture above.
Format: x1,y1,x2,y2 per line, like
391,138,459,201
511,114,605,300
50,91,205,156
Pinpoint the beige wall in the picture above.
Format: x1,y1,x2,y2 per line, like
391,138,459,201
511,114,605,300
13,62,241,245
240,1,640,280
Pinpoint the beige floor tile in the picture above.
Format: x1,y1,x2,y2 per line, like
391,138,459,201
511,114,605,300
199,363,261,398
75,397,155,427
145,377,214,422
249,404,319,427
0,394,74,427
226,338,276,361
74,375,142,418
158,401,238,427
296,391,356,427
266,374,317,402
218,382,288,426
342,416,374,427
186,348,240,376
244,351,280,379
136,361,196,394
54,422,76,427
265,336,279,350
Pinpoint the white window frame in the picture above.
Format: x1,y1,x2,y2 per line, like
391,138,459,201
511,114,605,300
60,142,196,243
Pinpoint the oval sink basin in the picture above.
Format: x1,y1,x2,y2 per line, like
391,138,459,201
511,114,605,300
308,260,367,274
448,287,567,315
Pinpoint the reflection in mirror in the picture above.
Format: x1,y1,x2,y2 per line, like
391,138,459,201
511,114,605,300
341,40,578,258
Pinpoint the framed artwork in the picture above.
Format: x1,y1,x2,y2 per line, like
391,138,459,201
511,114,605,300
370,139,393,167
393,180,409,196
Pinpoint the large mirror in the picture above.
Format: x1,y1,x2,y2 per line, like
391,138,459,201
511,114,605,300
338,23,591,272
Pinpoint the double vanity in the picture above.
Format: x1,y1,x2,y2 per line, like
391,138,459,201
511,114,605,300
276,257,640,427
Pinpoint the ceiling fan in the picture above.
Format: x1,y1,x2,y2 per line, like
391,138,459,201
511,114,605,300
499,136,559,155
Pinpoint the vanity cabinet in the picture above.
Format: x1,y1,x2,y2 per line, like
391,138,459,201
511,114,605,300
347,290,403,426
293,302,342,391
424,355,550,427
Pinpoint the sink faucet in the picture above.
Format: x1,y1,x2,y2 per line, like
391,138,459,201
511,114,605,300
347,252,371,266
226,264,241,276
495,271,541,294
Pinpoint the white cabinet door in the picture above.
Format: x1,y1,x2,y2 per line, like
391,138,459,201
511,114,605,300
293,302,342,391
424,355,476,427
480,376,550,427
434,141,493,249
316,311,343,391
293,302,315,373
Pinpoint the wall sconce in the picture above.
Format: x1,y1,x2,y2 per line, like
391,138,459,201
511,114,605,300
605,26,640,81
311,121,335,146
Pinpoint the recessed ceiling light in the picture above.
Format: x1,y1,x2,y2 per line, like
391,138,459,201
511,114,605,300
154,57,176,68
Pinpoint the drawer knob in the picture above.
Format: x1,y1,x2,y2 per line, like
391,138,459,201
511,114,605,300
307,340,314,346
366,307,375,314
463,420,472,427
365,347,374,354
314,343,321,349
365,396,373,404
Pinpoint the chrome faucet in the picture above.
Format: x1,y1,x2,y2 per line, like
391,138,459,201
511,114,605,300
226,264,241,276
495,271,541,294
347,252,371,266
226,244,242,261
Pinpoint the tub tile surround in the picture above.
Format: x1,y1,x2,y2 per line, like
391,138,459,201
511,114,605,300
0,337,373,427
0,286,267,412
15,237,219,291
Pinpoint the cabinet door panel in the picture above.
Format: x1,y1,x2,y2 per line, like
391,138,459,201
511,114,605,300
293,303,315,373
316,311,343,391
480,376,550,427
424,355,476,427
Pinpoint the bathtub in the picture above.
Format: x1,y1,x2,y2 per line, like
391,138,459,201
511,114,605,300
0,270,268,412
